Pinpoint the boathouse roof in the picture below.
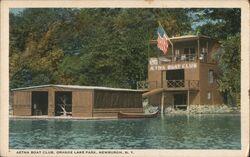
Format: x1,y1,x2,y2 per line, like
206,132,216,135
11,84,145,92
150,34,215,44
169,35,211,41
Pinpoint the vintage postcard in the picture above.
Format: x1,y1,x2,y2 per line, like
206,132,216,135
1,0,249,157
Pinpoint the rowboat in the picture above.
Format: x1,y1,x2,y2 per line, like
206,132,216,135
117,110,159,119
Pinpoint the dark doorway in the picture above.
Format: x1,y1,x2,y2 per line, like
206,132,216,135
174,93,187,110
55,91,72,116
32,91,48,115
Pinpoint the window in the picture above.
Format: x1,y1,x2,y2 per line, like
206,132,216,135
166,69,184,80
208,70,214,84
207,92,211,100
184,48,195,55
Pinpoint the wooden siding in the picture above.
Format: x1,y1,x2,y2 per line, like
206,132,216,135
185,65,200,80
9,92,14,115
146,37,224,106
72,90,93,117
199,63,224,105
149,91,200,107
189,91,200,105
149,63,200,91
164,92,173,107
148,93,161,106
148,70,162,89
94,90,143,109
12,86,144,117
13,91,31,116
212,90,224,105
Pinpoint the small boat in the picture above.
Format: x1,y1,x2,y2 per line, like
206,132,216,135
117,110,159,119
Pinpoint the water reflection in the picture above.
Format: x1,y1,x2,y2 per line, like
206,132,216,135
9,114,241,149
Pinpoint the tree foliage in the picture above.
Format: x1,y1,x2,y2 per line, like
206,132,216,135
10,8,192,89
213,34,240,105
191,8,240,40
193,8,241,105
9,8,241,106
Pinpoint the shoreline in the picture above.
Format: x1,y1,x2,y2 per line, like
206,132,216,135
164,105,240,115
9,115,118,120
9,112,240,121
9,105,240,120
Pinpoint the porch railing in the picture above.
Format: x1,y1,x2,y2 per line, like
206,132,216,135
137,81,158,90
165,80,199,89
158,54,198,63
137,80,199,90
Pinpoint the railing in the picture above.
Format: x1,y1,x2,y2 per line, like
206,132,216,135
166,80,185,88
158,54,198,63
165,80,199,89
137,80,199,90
137,81,158,90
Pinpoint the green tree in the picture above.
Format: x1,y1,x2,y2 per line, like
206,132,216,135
191,8,241,105
213,34,240,106
10,8,192,89
191,8,240,40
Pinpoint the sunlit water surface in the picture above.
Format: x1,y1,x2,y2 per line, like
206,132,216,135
9,114,240,149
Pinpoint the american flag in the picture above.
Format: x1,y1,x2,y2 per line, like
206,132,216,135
157,25,169,55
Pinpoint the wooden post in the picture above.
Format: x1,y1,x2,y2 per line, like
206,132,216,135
212,91,214,105
172,44,174,61
161,92,165,114
187,90,190,110
48,88,55,116
206,41,209,53
197,36,200,61
161,71,163,88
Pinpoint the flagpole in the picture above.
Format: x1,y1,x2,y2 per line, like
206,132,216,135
147,28,150,60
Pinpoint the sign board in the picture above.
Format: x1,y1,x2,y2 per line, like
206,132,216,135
149,58,159,65
149,63,197,71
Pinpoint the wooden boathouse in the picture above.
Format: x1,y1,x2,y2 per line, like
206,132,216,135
11,85,144,117
11,35,224,116
138,35,224,110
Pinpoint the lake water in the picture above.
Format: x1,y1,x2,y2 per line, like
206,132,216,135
9,114,241,149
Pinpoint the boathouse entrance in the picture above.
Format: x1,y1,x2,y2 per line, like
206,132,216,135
55,91,72,116
173,93,187,110
32,91,48,115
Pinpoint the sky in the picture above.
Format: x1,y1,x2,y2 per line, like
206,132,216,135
10,8,24,15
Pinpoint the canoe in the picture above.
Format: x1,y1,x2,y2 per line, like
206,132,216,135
117,110,159,119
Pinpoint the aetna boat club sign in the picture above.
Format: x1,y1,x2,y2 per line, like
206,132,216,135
149,58,197,71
